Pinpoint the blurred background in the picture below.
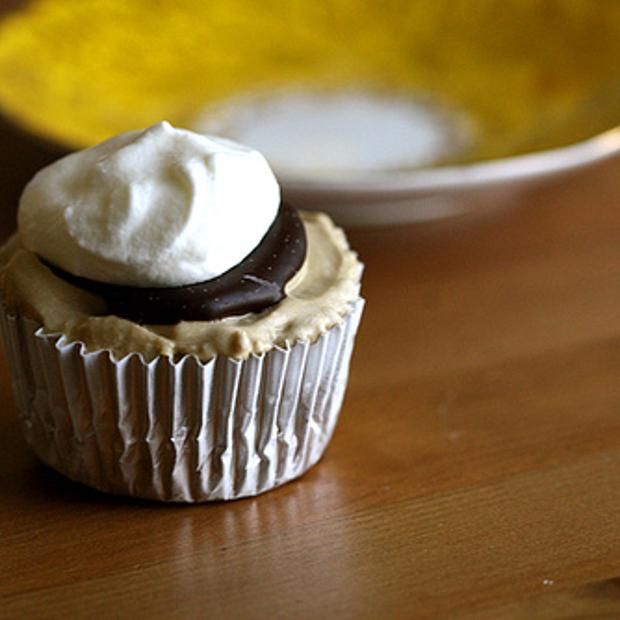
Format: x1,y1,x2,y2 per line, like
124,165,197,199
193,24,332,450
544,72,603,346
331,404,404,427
0,0,619,229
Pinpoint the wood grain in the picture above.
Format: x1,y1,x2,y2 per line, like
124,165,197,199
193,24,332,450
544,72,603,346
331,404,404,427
1,117,620,617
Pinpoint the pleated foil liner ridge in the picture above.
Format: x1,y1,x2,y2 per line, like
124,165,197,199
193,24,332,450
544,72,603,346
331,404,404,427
0,299,364,502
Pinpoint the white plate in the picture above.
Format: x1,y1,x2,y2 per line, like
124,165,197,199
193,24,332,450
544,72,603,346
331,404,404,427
283,127,620,227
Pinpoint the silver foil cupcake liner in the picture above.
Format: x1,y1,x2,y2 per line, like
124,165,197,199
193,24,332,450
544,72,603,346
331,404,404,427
0,299,364,502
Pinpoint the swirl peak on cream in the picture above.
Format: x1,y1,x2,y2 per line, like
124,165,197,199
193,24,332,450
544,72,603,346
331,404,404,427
18,121,280,287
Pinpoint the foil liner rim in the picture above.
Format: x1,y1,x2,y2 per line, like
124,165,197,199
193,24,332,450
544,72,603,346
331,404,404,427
8,297,364,367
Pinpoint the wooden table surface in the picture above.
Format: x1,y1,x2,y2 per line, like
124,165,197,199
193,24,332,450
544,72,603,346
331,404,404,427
2,134,620,618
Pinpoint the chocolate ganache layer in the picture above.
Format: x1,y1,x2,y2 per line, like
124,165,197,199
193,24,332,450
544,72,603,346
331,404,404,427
45,203,306,324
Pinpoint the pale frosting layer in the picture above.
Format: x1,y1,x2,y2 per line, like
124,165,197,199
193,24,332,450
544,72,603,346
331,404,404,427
1,212,363,362
18,121,280,287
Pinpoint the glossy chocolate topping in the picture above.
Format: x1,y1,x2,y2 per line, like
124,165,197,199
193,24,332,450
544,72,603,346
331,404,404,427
45,203,306,324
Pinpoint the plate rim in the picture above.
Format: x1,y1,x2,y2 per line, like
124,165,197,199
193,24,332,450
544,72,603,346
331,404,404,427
283,126,620,195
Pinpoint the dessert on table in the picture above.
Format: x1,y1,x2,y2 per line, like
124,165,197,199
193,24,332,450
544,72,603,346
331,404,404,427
0,122,364,502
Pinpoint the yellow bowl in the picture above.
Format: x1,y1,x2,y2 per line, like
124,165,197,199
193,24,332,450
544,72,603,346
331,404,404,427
1,0,619,224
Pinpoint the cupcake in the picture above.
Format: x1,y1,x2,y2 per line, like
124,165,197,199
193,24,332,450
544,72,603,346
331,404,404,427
0,121,363,502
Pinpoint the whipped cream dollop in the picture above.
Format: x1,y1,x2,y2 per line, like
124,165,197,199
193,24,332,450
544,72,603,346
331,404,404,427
18,121,280,287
